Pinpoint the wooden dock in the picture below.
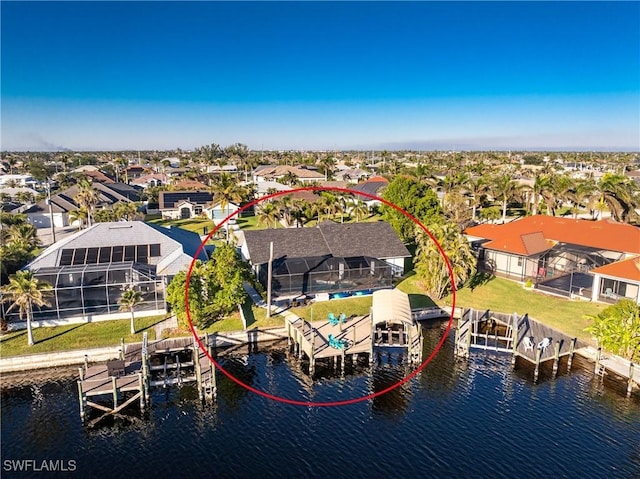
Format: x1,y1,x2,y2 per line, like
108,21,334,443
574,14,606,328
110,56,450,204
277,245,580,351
77,333,217,424
455,308,582,382
286,313,422,375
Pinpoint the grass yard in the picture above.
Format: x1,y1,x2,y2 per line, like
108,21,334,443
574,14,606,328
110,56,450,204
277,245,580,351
162,303,286,338
235,215,270,230
395,274,437,308
289,296,373,322
146,217,215,235
0,315,165,358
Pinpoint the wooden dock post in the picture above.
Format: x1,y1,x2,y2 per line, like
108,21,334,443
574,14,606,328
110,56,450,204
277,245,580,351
120,337,125,360
567,338,576,372
369,310,375,365
194,345,203,401
138,373,145,411
534,348,542,382
454,327,460,356
84,354,89,373
142,332,150,405
552,342,560,378
628,363,635,398
595,347,602,375
77,380,85,420
511,313,518,368
112,376,118,409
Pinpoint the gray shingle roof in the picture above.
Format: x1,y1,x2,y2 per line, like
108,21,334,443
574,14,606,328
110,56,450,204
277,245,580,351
243,228,331,264
25,182,138,214
243,221,410,265
317,221,411,259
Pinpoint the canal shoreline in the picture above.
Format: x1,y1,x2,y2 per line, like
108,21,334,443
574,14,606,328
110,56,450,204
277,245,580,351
0,326,289,375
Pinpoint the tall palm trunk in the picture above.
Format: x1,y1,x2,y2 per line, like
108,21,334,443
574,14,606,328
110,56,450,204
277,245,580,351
27,300,35,346
130,308,135,335
501,197,508,223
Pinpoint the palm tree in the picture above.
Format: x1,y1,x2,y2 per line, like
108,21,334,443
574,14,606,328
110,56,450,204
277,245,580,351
257,202,281,229
281,171,300,186
350,199,369,222
0,271,52,346
73,180,99,227
6,223,40,250
15,191,34,204
119,287,144,335
594,174,639,222
528,174,552,216
211,173,246,242
568,179,596,219
491,174,522,223
414,223,476,300
69,208,89,229
114,202,139,221
466,176,488,222
289,200,309,228
318,193,341,222
273,195,294,227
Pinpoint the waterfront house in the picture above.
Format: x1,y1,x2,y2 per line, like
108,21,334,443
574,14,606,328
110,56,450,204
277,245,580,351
241,221,410,297
3,221,208,325
464,215,640,303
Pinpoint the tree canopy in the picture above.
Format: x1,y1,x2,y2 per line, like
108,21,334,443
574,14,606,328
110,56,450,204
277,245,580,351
165,244,252,329
414,222,476,300
585,299,640,362
380,176,442,243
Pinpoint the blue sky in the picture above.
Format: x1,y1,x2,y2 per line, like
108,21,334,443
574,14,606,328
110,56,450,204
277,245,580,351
2,1,639,151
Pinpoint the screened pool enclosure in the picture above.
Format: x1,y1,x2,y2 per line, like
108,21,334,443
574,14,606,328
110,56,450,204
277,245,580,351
3,262,166,322
258,255,393,297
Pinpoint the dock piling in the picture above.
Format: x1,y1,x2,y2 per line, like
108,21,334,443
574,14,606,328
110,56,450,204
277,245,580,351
567,338,576,372
534,348,542,382
552,342,560,378
111,376,118,409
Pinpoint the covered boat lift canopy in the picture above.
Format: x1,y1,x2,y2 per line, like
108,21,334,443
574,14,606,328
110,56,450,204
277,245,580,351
371,288,413,327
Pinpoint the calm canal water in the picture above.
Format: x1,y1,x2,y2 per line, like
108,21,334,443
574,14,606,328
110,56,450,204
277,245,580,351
2,322,639,478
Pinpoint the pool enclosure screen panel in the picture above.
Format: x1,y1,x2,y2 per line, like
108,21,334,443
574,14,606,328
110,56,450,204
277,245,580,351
260,256,393,296
3,262,166,321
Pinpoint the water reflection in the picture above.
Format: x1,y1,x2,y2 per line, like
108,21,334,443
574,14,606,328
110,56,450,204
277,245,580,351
2,320,640,478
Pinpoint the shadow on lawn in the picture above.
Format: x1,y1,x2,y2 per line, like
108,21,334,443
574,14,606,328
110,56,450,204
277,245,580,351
408,294,437,309
0,324,83,347
468,272,495,291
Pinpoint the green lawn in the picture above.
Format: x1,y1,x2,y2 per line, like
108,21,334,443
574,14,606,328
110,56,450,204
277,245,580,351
435,276,604,341
235,215,267,230
289,296,373,322
146,217,214,235
396,274,438,308
0,315,165,358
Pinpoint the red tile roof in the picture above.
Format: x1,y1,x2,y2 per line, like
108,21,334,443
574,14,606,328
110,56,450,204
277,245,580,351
363,176,389,184
591,256,640,282
465,216,640,255
484,231,555,256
